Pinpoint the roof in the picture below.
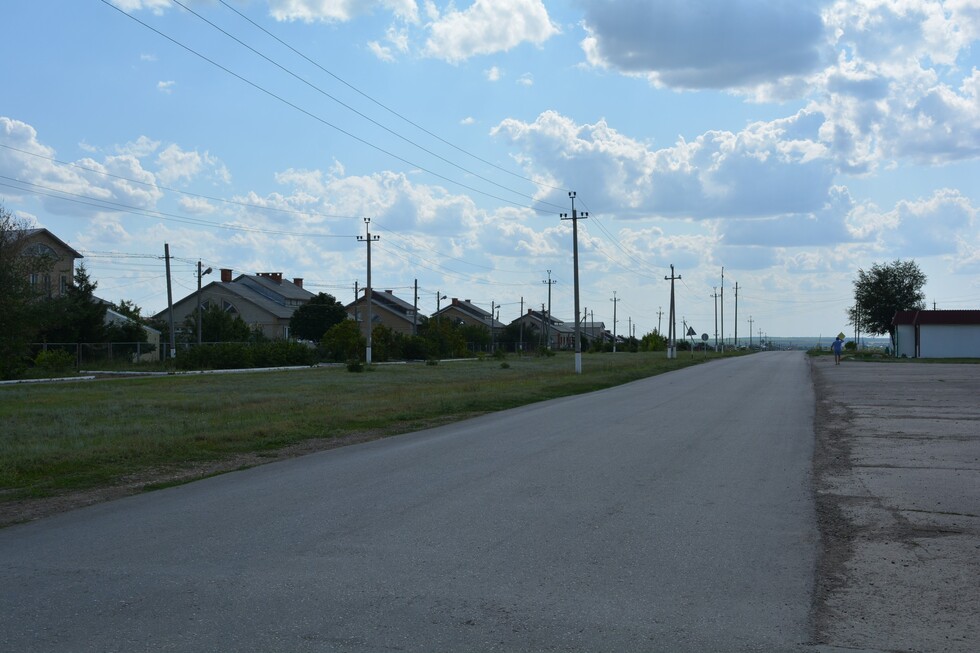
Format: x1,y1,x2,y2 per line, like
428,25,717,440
344,290,416,318
236,274,314,304
438,298,506,328
892,310,980,326
22,228,83,259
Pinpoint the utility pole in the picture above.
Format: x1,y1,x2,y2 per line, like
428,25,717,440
657,306,664,335
357,218,379,364
542,270,556,350
490,300,496,353
164,243,175,361
560,192,587,374
748,315,754,348
610,291,619,352
196,260,212,345
665,265,681,359
413,279,418,336
720,266,725,352
540,303,546,349
712,287,719,352
734,281,739,348
627,316,632,347
519,296,524,354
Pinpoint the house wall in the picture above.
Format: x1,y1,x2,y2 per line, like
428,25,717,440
919,324,980,358
894,324,916,358
23,231,77,298
349,298,415,337
172,286,289,340
440,306,488,329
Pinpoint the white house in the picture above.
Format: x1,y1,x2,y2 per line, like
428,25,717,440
892,310,980,358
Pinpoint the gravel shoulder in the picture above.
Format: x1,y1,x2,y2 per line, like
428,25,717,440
810,356,980,653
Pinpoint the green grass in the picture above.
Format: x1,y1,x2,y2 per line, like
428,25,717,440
0,351,731,500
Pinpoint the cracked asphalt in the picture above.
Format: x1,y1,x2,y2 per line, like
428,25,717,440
810,356,980,653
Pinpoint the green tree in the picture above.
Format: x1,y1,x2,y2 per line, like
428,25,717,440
848,259,926,346
35,264,107,344
320,319,365,362
639,330,667,352
0,206,48,378
187,304,253,343
289,292,347,342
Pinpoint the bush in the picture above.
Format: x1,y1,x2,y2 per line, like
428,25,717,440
33,349,75,373
176,341,317,370
346,359,364,372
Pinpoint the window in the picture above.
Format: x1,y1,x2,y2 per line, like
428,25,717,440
59,274,68,295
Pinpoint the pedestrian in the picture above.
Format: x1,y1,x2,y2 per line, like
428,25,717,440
831,336,844,365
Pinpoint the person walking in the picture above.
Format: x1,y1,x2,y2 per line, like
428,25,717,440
831,336,844,365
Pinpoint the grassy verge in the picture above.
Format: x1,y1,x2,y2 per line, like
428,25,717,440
0,351,731,501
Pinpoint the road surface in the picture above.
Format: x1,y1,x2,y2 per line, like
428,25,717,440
0,351,817,652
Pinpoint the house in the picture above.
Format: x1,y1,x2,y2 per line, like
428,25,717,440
892,309,980,358
434,298,506,331
346,289,418,337
155,269,314,340
511,308,575,350
20,228,82,298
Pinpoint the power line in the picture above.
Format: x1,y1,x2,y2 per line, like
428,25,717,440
99,0,560,214
170,0,563,212
216,0,569,197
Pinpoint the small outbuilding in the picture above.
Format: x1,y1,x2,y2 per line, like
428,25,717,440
891,309,980,358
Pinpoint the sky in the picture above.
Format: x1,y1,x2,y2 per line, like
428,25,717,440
2,0,980,342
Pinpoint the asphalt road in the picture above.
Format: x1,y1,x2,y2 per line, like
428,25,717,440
0,351,818,652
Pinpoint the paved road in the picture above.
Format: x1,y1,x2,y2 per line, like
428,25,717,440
0,351,817,652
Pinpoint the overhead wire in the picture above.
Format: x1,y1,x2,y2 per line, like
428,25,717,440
99,0,560,215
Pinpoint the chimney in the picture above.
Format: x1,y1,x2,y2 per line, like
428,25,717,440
385,289,393,294
293,278,303,289
452,298,460,305
220,268,232,283
258,272,283,283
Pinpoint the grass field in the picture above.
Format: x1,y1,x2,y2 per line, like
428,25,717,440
0,351,731,502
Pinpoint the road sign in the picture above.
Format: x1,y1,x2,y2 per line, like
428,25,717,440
701,333,709,341
687,326,697,337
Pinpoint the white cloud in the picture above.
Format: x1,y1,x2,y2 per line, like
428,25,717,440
155,145,227,186
368,41,396,62
486,66,502,81
492,109,836,221
460,116,476,125
580,0,826,89
517,73,534,86
116,136,161,159
268,0,419,23
423,0,559,62
109,0,171,15
157,80,175,94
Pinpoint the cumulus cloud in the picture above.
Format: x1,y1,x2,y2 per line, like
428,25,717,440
109,0,171,14
157,80,175,94
423,0,559,62
492,109,836,220
268,0,419,23
155,145,228,186
580,0,826,89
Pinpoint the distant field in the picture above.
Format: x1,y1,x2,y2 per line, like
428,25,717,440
0,351,732,503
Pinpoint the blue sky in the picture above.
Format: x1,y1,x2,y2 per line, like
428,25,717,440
3,0,979,342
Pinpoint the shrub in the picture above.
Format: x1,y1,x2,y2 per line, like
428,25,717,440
33,349,75,373
346,359,364,372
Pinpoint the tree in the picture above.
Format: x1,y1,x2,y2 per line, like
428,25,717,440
0,206,47,378
187,304,253,343
320,319,365,362
289,292,347,342
848,259,926,346
34,264,107,345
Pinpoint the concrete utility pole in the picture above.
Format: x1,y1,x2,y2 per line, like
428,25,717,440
413,279,418,336
720,266,725,351
542,270,556,350
748,315,754,348
734,281,739,348
610,291,619,352
665,265,681,359
712,287,719,352
164,243,175,360
357,218,379,364
560,192,587,374
657,306,664,335
196,260,212,345
519,296,524,354
490,300,496,353
353,281,359,325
